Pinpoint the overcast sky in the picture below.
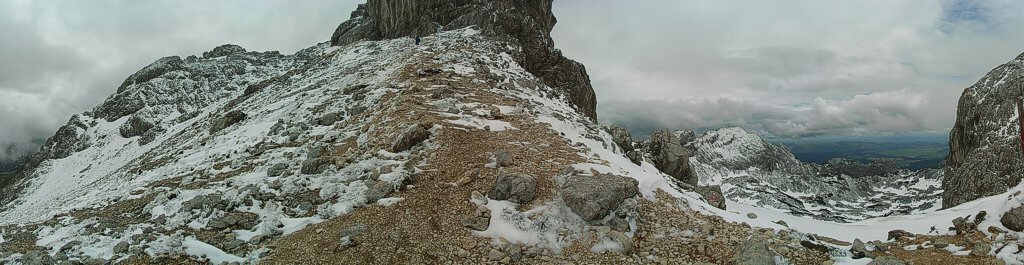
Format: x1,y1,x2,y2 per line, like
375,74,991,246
2,0,1023,158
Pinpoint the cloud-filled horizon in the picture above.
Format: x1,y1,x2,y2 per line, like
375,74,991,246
1,0,1023,159
553,0,1024,138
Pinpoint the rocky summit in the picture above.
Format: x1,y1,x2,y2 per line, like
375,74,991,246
1,1,1023,265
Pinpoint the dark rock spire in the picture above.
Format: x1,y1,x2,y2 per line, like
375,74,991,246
329,0,597,120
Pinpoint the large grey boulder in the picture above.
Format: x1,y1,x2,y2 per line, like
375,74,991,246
487,173,536,203
943,52,1024,208
605,126,635,153
699,185,727,210
329,0,597,120
389,124,431,152
732,236,777,265
560,173,639,221
119,114,154,138
1001,205,1024,231
645,129,698,186
364,180,395,202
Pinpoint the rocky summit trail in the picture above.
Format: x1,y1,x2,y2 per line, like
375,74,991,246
1,1,1024,265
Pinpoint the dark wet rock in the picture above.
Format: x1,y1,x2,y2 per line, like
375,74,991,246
210,111,247,133
203,44,247,58
329,0,597,120
389,124,431,152
487,173,536,203
943,52,1024,208
560,173,639,221
645,129,698,186
800,240,830,253
1002,205,1024,232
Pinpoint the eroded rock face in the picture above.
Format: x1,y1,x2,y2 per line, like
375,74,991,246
330,0,597,120
606,126,635,153
943,52,1024,208
27,115,92,169
645,130,698,186
560,173,639,221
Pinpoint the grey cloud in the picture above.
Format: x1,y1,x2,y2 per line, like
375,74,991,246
553,0,1024,138
601,88,950,139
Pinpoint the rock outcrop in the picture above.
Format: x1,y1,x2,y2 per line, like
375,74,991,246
645,130,698,186
329,0,597,120
488,173,537,203
560,173,639,221
943,52,1024,208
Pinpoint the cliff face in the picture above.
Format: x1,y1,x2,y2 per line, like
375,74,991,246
330,0,596,121
943,52,1024,208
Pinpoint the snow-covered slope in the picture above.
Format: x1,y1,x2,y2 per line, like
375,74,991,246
687,127,944,222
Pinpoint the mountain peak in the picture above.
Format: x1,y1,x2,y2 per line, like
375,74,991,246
330,0,597,120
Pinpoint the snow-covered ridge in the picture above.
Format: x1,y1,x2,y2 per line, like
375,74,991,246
686,127,943,222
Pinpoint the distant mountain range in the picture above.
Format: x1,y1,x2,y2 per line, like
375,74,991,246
772,137,949,170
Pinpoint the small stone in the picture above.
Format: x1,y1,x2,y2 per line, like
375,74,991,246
459,214,490,231
970,242,991,257
113,241,129,254
747,213,758,219
488,249,506,261
338,223,368,249
461,238,478,249
493,150,513,167
456,176,472,186
470,191,487,205
933,239,949,248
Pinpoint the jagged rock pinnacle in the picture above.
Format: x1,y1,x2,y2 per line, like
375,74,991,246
329,0,597,120
942,51,1024,208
